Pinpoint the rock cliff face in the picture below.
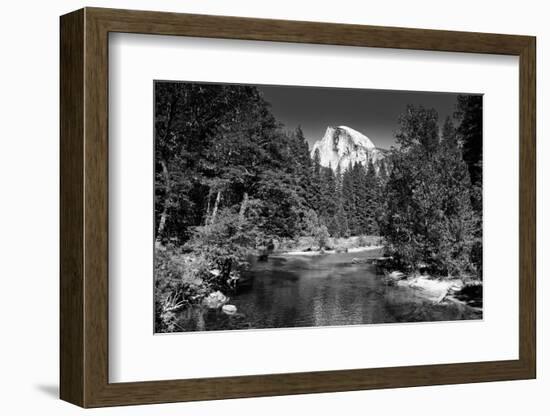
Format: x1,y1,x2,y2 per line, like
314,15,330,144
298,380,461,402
310,126,386,172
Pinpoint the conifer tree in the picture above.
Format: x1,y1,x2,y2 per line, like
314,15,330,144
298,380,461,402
310,148,323,211
455,95,483,188
321,165,337,233
291,126,313,208
454,95,483,271
342,166,357,236
333,164,349,237
364,159,380,234
353,163,368,235
380,105,479,277
441,115,458,150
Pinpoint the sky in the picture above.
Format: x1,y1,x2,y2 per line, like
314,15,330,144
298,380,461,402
256,84,467,150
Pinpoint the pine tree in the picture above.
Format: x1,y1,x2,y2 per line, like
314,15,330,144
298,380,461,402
291,126,313,208
353,163,369,235
342,166,356,236
380,105,479,277
454,95,483,271
333,164,349,237
310,148,323,211
441,116,458,150
364,159,380,234
396,105,440,153
455,95,482,188
321,165,337,233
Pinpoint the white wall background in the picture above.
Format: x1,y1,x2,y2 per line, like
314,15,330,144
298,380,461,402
0,0,545,414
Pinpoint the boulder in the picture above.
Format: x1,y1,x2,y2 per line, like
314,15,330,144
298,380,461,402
408,276,453,303
203,291,228,309
388,271,406,280
222,304,238,316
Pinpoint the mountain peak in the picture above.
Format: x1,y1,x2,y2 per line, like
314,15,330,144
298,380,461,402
311,126,383,171
334,126,376,150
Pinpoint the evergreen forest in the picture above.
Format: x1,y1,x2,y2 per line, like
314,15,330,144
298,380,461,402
154,82,482,331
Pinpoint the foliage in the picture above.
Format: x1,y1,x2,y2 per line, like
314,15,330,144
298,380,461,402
185,198,264,285
395,105,440,153
302,209,330,249
155,83,282,244
379,105,480,277
455,95,483,189
455,95,483,273
155,198,264,332
154,246,212,332
339,161,381,236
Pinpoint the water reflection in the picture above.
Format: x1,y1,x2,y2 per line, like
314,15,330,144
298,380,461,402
174,250,481,332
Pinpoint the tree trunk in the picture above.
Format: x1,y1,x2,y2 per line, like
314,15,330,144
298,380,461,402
238,192,249,221
210,190,222,224
155,93,178,247
205,192,211,223
155,159,170,248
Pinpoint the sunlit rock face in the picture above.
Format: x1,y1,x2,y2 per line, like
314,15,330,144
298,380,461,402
310,126,386,172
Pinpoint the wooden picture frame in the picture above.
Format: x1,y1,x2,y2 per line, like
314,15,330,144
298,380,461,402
60,7,536,408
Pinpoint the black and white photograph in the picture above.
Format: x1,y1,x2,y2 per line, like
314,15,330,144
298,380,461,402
154,81,483,333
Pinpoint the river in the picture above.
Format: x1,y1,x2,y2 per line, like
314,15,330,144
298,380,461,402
173,249,482,332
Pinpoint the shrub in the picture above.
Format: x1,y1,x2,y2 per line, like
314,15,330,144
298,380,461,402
185,202,263,283
303,209,330,250
154,246,213,332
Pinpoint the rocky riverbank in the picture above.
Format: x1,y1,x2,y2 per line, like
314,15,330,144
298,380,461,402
386,272,482,310
281,245,384,256
263,235,384,258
